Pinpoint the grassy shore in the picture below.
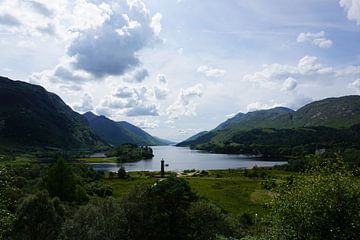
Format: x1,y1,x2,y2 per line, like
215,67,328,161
102,168,294,217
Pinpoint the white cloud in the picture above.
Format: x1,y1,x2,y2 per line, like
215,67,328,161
101,85,159,117
167,84,203,120
27,1,54,17
29,59,92,88
246,102,281,112
225,113,236,119
243,55,353,89
151,12,162,35
121,68,149,83
0,0,62,36
286,94,313,110
177,47,184,55
71,1,111,31
281,77,298,91
67,1,162,78
134,119,159,129
72,93,94,112
154,74,169,100
154,87,169,100
349,79,360,92
27,0,162,85
0,13,21,26
297,31,333,48
336,65,360,76
156,74,167,84
178,128,197,135
17,40,36,48
340,0,360,25
197,65,226,78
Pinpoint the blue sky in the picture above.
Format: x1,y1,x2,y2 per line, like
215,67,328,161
0,0,359,141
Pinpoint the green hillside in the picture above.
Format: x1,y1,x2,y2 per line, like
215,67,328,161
0,76,104,150
177,95,360,158
293,96,360,128
215,107,294,131
176,131,209,147
84,112,169,146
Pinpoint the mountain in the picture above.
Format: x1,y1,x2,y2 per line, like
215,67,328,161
117,121,171,145
153,136,176,145
0,76,104,149
215,107,294,131
293,96,360,128
84,112,170,146
178,95,360,147
176,131,208,147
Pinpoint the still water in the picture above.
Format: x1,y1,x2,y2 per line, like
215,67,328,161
87,146,287,172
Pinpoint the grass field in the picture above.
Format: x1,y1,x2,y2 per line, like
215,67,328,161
188,176,271,216
103,168,293,217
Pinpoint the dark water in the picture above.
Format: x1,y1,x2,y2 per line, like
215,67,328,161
87,146,287,172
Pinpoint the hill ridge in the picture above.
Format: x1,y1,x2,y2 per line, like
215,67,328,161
0,76,104,149
177,95,360,147
84,111,170,146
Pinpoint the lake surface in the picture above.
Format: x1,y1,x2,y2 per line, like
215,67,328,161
87,146,287,172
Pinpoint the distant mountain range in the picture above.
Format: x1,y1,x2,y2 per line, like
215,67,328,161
177,95,360,148
84,112,172,146
0,76,171,150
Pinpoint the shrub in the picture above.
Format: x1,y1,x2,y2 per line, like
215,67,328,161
270,158,360,240
10,191,64,240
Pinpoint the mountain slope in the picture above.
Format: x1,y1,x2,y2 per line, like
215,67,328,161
178,95,360,147
0,76,104,149
293,96,360,128
84,112,169,146
215,107,294,131
176,131,209,147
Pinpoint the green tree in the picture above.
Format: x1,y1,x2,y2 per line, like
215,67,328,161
270,158,360,240
45,159,76,202
10,191,64,240
188,200,235,240
122,177,198,240
61,198,127,240
117,166,128,179
148,176,198,240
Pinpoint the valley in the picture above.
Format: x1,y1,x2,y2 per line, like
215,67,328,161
1,77,360,240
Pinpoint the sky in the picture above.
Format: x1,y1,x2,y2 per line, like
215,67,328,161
0,0,360,141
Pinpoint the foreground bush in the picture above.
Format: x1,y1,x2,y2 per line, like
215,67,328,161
270,159,360,240
61,198,127,240
10,191,64,240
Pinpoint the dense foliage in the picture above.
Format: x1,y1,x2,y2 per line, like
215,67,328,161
106,144,154,162
269,158,360,240
1,153,360,240
0,156,244,240
0,166,15,239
